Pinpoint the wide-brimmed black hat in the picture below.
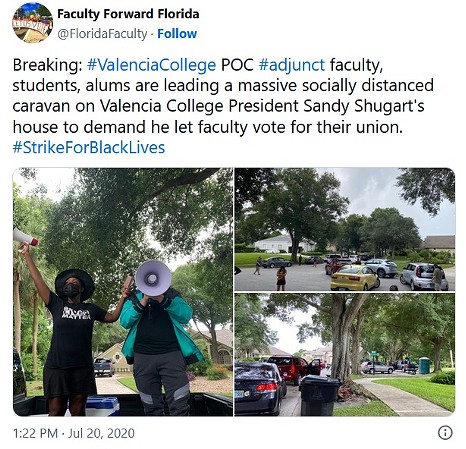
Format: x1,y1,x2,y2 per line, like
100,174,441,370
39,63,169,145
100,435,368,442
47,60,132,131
55,269,95,301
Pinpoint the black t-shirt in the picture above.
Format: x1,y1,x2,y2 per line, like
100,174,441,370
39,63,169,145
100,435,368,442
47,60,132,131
134,299,180,355
45,292,107,369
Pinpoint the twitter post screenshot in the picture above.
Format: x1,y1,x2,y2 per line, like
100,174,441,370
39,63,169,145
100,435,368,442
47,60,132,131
4,1,462,448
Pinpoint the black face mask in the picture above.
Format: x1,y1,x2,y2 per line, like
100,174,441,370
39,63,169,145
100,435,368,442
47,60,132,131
63,283,81,299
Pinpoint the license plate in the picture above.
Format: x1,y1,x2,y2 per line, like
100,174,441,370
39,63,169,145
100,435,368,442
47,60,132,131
234,390,244,399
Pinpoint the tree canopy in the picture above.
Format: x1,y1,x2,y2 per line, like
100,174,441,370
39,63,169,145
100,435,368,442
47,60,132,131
396,168,455,216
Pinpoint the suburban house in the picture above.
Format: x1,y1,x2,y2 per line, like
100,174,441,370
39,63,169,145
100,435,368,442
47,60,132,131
422,235,455,255
95,328,233,373
191,328,233,365
302,345,333,364
237,345,292,361
254,235,316,253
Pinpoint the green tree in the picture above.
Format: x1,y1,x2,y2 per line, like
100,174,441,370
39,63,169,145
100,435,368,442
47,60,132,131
396,168,455,216
40,168,232,310
264,292,370,382
234,294,277,359
235,168,276,216
171,234,233,363
359,207,421,256
251,169,349,262
336,214,367,254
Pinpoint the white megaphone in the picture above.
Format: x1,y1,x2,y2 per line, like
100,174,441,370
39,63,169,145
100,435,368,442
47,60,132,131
13,226,38,246
134,260,172,297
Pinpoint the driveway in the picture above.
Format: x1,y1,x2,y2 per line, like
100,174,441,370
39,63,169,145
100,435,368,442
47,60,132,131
95,373,135,395
234,264,455,292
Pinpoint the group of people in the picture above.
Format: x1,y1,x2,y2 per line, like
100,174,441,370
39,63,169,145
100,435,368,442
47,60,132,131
18,241,203,417
253,256,287,291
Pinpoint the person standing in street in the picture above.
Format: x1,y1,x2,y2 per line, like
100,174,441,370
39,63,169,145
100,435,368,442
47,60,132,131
432,264,444,291
254,256,262,275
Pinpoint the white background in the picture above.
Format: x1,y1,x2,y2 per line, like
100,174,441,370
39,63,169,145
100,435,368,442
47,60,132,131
3,1,462,447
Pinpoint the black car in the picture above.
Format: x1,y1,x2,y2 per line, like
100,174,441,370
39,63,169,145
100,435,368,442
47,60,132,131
261,257,292,268
13,347,27,404
234,362,287,416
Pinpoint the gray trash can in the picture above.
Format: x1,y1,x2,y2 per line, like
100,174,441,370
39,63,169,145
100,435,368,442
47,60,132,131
418,357,430,374
300,375,342,416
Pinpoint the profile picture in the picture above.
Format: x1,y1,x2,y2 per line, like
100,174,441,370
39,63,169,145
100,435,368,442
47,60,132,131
12,3,53,43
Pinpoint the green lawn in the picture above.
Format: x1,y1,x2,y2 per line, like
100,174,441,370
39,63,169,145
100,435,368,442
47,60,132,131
373,377,455,412
334,400,397,417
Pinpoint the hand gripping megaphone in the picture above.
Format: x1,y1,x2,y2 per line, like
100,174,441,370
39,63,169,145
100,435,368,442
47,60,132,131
13,226,38,246
134,260,172,297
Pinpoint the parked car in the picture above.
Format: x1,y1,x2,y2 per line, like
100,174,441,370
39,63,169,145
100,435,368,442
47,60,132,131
325,258,352,275
13,347,27,404
363,259,398,278
234,362,287,416
266,355,308,386
93,357,115,377
360,360,394,374
261,257,292,268
323,254,341,263
330,265,380,291
304,256,325,265
400,262,449,291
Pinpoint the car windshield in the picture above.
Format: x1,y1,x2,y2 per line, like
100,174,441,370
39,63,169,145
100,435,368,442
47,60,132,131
268,357,292,365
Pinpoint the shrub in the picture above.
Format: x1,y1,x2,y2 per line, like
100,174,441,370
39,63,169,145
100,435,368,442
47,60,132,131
186,371,196,381
431,370,455,385
191,359,213,376
206,365,229,380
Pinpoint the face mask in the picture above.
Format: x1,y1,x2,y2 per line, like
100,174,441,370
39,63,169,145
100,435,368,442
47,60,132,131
63,283,81,299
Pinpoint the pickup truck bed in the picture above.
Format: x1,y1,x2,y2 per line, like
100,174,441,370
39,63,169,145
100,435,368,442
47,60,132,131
13,393,233,416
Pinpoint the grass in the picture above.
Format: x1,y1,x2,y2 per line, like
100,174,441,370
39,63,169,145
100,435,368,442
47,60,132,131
334,400,397,416
373,377,455,412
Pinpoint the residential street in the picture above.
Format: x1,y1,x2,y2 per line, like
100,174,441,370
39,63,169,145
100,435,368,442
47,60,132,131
234,265,455,293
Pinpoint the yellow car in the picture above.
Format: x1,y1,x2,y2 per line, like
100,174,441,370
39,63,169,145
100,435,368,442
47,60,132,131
330,265,381,291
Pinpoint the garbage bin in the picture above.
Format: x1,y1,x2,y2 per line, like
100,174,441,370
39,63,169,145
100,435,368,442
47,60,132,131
418,357,430,374
300,375,342,416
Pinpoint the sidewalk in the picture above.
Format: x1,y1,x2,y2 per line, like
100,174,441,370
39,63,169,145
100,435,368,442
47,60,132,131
354,377,452,417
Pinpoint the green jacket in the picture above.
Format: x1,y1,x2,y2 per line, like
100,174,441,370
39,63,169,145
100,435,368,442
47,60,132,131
120,289,204,365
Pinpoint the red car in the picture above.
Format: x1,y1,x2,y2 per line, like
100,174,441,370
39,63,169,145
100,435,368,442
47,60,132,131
267,356,308,386
325,258,353,275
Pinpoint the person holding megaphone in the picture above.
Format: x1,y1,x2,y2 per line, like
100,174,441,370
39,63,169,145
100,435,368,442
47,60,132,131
119,259,204,416
18,241,127,416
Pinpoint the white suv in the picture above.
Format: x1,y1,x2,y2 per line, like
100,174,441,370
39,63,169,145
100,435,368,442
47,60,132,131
400,263,449,291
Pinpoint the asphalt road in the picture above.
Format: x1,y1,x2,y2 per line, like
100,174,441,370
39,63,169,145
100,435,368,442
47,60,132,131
234,264,455,293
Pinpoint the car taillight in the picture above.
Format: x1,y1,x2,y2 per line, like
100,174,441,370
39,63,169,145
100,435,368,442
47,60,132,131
416,267,421,277
348,276,360,281
256,383,278,392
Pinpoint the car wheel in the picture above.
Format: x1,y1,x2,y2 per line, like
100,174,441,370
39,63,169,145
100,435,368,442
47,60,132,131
369,368,375,374
270,263,275,268
400,274,407,285
377,268,386,278
410,281,417,291
388,368,393,374
286,262,291,267
363,283,369,291
326,267,332,275
374,278,381,288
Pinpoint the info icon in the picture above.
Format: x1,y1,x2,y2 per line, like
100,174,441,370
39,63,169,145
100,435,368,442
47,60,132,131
12,2,53,43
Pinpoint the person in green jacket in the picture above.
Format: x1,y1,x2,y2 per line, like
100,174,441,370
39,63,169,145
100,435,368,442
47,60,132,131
120,283,203,416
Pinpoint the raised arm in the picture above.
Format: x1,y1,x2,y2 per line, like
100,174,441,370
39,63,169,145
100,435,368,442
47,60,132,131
18,242,51,305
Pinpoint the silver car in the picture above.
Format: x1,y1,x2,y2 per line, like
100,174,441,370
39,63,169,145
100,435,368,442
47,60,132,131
363,259,398,278
400,263,449,291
